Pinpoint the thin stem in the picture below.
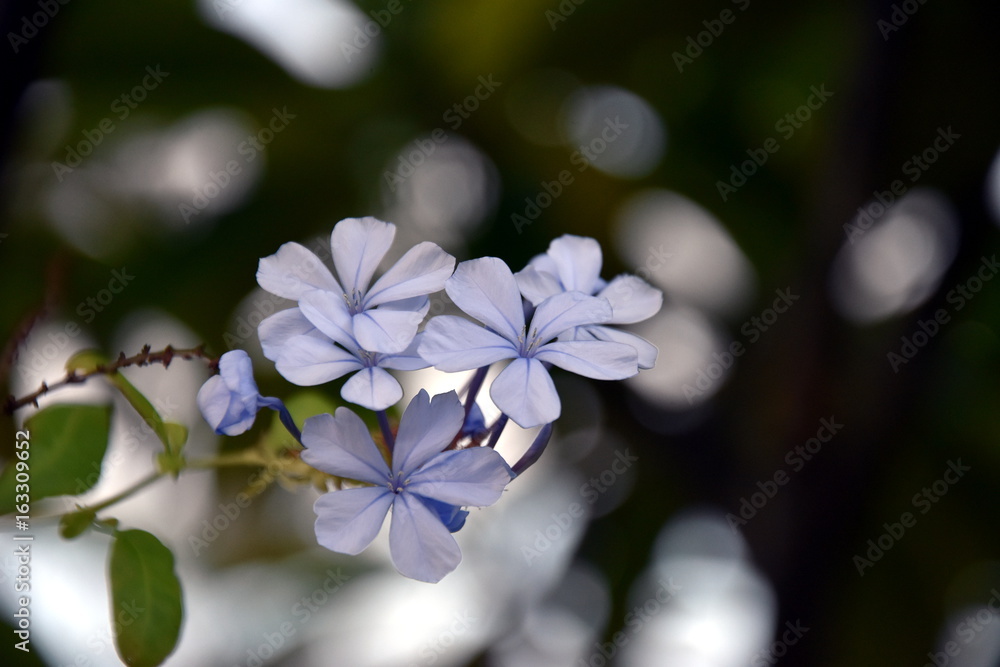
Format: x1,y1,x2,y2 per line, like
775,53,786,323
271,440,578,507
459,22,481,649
4,344,216,414
83,471,163,515
511,423,554,476
377,410,396,454
486,414,509,449
462,366,490,418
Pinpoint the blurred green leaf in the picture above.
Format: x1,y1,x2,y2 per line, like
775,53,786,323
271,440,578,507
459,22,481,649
263,390,338,454
0,404,111,513
108,528,184,667
59,508,96,539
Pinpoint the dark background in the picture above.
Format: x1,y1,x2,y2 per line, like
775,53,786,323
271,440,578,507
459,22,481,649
2,0,1000,665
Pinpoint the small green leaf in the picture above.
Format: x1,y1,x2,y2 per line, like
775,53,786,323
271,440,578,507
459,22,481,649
108,529,184,667
59,509,96,539
163,422,188,456
65,349,109,373
0,404,111,513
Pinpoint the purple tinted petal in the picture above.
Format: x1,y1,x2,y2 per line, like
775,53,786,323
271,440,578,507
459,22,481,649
258,308,323,361
408,447,513,506
301,409,389,483
444,258,525,341
597,275,663,324
419,316,517,372
197,375,256,436
365,242,455,307
388,492,462,582
341,366,403,411
353,308,424,354
577,324,658,370
530,291,612,345
490,358,560,428
515,265,564,305
547,235,603,294
378,333,431,371
298,291,357,350
392,390,464,474
275,336,362,386
330,217,395,296
534,340,639,379
257,242,341,300
313,487,393,555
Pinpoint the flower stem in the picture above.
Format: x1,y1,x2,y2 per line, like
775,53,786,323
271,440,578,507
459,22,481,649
486,414,508,449
511,423,553,476
463,366,490,418
377,410,396,453
82,470,164,515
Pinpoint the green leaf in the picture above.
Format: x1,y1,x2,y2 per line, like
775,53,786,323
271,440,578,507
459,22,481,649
0,404,111,513
108,529,184,667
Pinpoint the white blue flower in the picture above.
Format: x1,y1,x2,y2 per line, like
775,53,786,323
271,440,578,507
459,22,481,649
197,350,295,437
301,390,512,583
515,235,662,369
255,217,455,410
419,257,640,428
256,216,455,355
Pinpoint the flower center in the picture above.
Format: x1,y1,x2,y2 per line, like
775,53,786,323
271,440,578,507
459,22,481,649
518,326,541,357
388,471,408,494
342,289,365,315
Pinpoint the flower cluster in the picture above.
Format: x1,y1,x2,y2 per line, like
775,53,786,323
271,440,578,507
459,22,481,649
197,217,662,581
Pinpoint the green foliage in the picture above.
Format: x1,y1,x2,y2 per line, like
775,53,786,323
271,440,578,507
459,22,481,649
0,404,111,513
108,528,184,667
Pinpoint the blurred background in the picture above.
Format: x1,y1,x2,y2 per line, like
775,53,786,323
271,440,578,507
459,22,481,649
2,0,1000,665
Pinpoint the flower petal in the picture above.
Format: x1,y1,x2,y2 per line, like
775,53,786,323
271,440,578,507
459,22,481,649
419,316,517,372
576,324,658,370
353,308,424,354
490,357,560,428
392,390,464,474
197,375,256,436
298,290,357,350
598,275,664,324
257,242,341,300
330,217,395,296
378,333,431,371
301,408,389,483
365,242,455,307
258,308,323,361
534,340,639,379
388,492,462,582
515,265,564,305
530,291,612,345
445,257,524,341
547,235,603,293
313,486,393,555
341,366,403,411
408,447,513,506
275,335,362,386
